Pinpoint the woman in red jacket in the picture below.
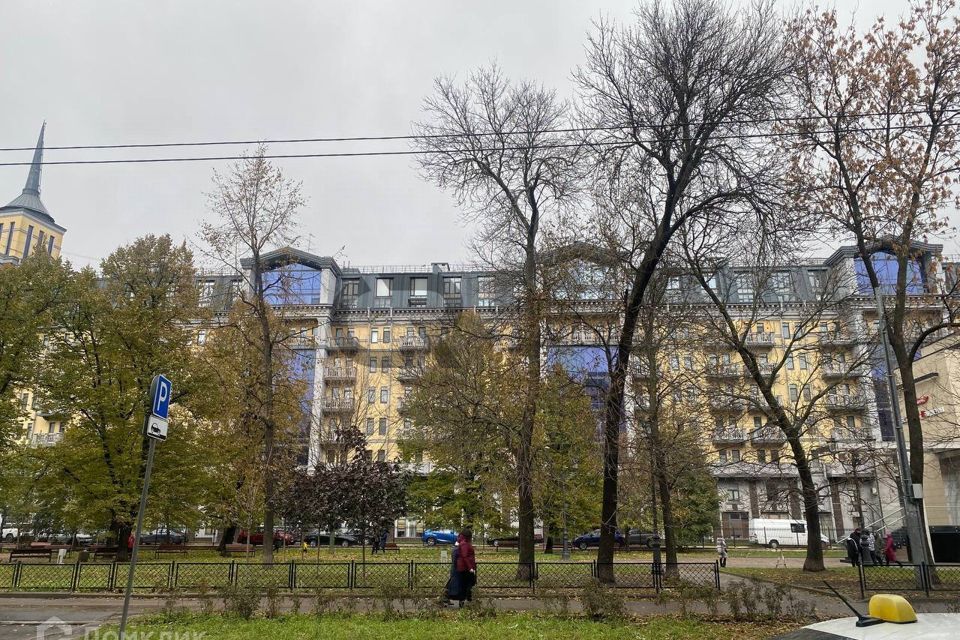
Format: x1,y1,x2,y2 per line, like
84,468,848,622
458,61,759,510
455,529,477,606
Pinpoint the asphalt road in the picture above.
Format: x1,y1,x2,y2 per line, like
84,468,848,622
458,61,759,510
0,597,162,640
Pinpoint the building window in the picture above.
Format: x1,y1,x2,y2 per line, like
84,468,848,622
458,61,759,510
786,356,794,370
403,418,412,432
736,274,753,303
36,231,45,254
383,328,391,343
802,384,812,401
478,276,495,307
683,355,693,370
4,221,14,255
799,354,808,370
47,235,55,255
366,419,374,436
719,450,728,463
781,322,790,339
771,271,793,300
669,355,679,371
732,449,741,462
23,225,34,257
197,329,207,345
375,278,392,308
369,358,377,372
409,277,428,306
443,277,461,306
753,416,762,429
367,388,375,404
807,270,826,293
377,450,386,462
380,387,389,404
230,279,243,302
378,418,387,436
371,329,379,343
757,449,767,464
727,488,740,502
381,356,391,370
771,448,780,462
199,280,216,305
788,384,799,402
341,280,360,308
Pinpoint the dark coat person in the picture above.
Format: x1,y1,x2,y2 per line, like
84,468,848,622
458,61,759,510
455,530,477,606
445,543,461,602
845,529,862,566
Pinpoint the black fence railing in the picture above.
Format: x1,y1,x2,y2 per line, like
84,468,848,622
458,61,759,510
859,562,960,597
0,560,719,594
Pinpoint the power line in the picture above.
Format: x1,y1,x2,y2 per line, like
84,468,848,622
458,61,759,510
0,120,955,168
0,107,955,153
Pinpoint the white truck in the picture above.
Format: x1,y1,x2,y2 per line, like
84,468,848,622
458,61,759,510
748,518,830,548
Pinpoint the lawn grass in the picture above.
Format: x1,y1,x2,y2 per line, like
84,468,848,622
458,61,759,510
118,612,799,640
722,566,863,595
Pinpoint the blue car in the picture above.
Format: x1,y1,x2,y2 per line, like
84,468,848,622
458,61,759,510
572,529,625,550
422,529,457,546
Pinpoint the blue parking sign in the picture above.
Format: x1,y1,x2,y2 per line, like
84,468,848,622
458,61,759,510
150,374,172,419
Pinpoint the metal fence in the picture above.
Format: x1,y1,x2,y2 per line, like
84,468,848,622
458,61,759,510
859,562,960,597
0,560,719,594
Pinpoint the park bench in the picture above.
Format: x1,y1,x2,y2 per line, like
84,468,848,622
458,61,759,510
382,542,400,553
9,548,53,562
91,547,119,560
224,543,256,556
154,543,188,558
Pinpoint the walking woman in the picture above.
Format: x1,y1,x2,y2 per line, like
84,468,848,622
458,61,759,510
455,529,477,607
884,532,902,567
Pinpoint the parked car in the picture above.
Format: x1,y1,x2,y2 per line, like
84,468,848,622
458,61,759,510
303,530,361,547
236,529,296,547
485,533,545,548
422,529,457,546
1,526,20,542
572,529,625,550
625,529,661,548
140,530,186,545
42,531,94,545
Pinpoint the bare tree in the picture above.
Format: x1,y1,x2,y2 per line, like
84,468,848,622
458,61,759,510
787,0,960,563
681,229,875,571
573,0,790,578
413,66,580,576
200,146,305,563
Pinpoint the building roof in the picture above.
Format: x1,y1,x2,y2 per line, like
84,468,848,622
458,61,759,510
0,123,57,226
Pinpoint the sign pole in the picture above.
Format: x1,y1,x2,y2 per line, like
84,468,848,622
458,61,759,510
119,436,157,639
119,374,170,639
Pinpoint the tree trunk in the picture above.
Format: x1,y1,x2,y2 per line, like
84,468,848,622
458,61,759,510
656,470,678,569
218,524,237,555
790,441,825,572
516,230,540,582
116,522,132,562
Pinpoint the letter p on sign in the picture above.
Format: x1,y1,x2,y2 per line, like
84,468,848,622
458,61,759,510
150,374,172,420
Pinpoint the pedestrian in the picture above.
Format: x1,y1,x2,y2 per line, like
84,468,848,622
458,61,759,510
884,532,901,567
866,530,879,565
716,536,728,568
845,529,862,567
860,528,872,566
455,528,477,607
445,536,461,605
371,529,381,555
380,530,388,553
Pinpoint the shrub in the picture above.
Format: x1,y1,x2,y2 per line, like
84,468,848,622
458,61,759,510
221,584,260,620
580,579,626,621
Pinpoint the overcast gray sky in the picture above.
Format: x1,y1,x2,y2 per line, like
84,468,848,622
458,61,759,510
0,0,928,269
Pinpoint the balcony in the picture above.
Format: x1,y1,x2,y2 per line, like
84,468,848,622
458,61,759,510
288,335,317,350
323,367,357,382
744,333,775,348
821,365,863,379
396,367,420,382
443,295,462,308
710,398,746,413
407,296,427,308
824,393,867,411
320,399,355,413
30,432,63,447
705,363,743,379
398,397,413,414
711,428,747,444
750,425,787,444
399,336,429,351
828,427,874,444
327,336,361,351
818,331,856,346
